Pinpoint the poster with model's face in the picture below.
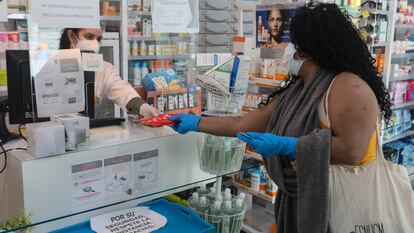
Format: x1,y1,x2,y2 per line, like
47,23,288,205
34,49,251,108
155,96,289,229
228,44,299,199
255,3,303,49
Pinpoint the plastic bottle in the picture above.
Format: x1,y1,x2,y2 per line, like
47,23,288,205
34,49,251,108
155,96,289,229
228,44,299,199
250,168,261,192
222,201,233,233
197,183,209,196
209,200,223,231
133,40,139,56
189,192,200,209
207,187,216,201
132,61,141,86
223,190,232,202
141,62,149,78
258,16,263,42
198,196,210,219
140,40,147,56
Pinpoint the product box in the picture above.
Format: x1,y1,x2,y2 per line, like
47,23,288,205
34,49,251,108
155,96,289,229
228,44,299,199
50,113,90,137
26,122,65,158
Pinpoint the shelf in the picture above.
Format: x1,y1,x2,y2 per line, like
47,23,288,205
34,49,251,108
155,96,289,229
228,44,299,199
230,180,275,204
127,36,192,42
249,77,283,87
7,12,28,20
128,11,151,16
392,53,414,59
128,54,193,60
396,24,414,29
100,16,122,21
366,9,390,16
370,41,388,47
242,224,262,233
392,101,414,110
391,74,414,81
383,129,414,144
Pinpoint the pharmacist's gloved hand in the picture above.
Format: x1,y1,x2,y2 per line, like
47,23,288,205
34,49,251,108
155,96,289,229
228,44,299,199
169,114,201,134
139,103,160,118
237,132,297,160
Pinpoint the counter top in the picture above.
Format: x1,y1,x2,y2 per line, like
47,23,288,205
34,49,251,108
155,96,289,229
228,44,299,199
4,122,178,162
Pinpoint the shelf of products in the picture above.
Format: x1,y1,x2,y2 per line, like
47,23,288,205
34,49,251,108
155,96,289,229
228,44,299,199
128,54,193,61
7,12,27,20
100,16,122,21
383,129,414,144
230,179,275,204
395,24,414,29
392,53,414,59
128,35,192,42
128,11,152,16
249,77,283,87
391,74,414,81
392,101,414,110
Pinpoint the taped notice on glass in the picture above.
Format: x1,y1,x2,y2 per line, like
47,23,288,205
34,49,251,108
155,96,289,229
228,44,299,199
31,0,100,28
90,207,167,233
152,0,199,33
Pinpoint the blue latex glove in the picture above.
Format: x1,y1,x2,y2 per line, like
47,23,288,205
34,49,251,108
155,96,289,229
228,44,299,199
237,132,298,160
169,114,201,134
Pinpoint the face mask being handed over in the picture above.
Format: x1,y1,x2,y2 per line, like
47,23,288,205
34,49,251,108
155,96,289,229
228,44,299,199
73,34,100,54
283,43,305,76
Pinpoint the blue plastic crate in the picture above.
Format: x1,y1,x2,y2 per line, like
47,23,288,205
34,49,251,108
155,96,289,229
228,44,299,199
50,199,214,233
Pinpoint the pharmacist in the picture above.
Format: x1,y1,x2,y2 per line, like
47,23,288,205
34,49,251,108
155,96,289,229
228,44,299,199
59,28,159,118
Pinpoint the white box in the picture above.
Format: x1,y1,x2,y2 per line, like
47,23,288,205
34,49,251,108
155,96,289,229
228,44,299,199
26,122,65,158
50,113,90,137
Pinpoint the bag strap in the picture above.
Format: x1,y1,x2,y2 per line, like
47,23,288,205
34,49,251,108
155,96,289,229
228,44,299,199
320,78,385,164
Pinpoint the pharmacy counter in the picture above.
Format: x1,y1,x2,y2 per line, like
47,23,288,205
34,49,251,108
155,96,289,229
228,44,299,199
0,123,221,232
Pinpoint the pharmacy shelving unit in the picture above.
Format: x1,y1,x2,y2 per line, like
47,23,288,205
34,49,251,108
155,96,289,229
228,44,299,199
121,2,198,88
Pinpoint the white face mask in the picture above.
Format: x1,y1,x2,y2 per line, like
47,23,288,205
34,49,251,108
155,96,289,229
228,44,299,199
283,43,305,76
72,34,100,53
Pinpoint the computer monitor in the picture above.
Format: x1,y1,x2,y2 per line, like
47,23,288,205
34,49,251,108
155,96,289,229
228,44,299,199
6,50,93,124
5,50,41,124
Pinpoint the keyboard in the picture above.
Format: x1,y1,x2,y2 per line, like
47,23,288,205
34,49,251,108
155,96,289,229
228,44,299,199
89,117,125,128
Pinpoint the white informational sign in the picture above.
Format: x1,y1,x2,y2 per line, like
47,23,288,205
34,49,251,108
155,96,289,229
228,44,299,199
152,0,199,33
71,160,104,208
31,0,100,28
82,53,104,72
0,0,7,22
133,150,158,193
90,207,167,233
104,154,133,199
34,49,85,117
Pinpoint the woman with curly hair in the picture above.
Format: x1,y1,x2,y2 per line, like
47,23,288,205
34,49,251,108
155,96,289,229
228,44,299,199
170,3,393,232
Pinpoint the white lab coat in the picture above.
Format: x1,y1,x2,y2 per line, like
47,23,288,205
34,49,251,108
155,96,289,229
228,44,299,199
94,61,139,118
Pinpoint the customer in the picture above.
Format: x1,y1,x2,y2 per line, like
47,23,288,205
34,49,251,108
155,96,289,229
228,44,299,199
170,3,392,233
59,28,159,118
261,7,288,49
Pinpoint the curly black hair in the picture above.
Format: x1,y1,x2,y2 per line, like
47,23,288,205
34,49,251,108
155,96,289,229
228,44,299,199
263,3,392,123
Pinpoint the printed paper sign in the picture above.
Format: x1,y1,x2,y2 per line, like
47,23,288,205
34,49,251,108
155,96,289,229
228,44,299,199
33,49,85,117
90,207,167,233
152,0,199,33
71,160,104,208
104,154,133,199
31,0,100,28
82,53,104,72
0,0,7,22
133,150,158,193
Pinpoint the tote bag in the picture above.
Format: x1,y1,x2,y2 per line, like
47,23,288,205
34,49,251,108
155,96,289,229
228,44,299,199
319,79,414,233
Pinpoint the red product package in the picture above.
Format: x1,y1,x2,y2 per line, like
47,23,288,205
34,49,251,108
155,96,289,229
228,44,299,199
138,113,177,127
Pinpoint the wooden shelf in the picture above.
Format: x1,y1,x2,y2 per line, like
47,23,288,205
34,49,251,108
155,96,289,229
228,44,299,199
383,129,414,144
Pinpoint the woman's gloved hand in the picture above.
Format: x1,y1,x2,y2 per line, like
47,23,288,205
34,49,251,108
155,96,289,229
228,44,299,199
237,132,297,160
169,114,201,134
139,103,160,118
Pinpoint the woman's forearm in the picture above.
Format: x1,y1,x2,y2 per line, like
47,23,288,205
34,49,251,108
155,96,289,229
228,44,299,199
198,116,243,137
